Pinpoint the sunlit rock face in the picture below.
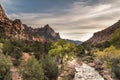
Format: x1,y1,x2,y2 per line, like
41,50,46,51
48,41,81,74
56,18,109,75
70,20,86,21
75,63,104,80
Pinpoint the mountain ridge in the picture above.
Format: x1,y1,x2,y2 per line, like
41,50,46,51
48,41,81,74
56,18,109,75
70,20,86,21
85,20,120,44
0,4,60,42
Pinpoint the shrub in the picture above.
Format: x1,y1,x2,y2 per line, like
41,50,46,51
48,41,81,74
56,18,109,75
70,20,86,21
19,57,44,80
2,40,23,59
110,28,120,48
76,45,85,56
43,56,58,80
0,53,12,80
95,46,120,79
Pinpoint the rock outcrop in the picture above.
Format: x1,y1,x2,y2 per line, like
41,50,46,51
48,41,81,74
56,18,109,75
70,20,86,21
0,4,7,21
85,20,120,44
0,4,60,42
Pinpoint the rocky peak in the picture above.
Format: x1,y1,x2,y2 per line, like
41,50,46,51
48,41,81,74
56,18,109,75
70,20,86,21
44,24,50,28
33,24,61,41
42,24,55,33
13,19,22,25
12,19,23,32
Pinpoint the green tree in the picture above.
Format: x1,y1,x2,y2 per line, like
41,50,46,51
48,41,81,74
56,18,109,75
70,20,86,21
0,43,12,80
29,41,45,60
43,56,58,80
110,28,120,48
2,39,23,59
103,46,120,79
49,40,76,64
19,57,44,80
2,40,23,66
95,46,120,79
76,45,85,56
94,41,111,51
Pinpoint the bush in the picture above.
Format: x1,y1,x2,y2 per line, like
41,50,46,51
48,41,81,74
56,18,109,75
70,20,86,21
43,56,58,80
94,41,111,50
76,45,85,56
19,57,44,80
95,46,120,79
110,28,120,48
2,40,23,59
109,56,120,78
0,53,12,80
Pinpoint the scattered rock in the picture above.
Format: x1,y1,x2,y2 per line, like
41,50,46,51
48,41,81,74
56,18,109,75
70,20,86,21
75,63,104,80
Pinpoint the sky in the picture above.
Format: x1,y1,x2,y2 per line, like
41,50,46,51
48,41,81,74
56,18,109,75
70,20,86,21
0,0,120,41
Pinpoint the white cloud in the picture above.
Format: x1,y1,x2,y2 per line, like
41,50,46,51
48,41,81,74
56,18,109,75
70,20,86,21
7,0,120,41
0,0,12,5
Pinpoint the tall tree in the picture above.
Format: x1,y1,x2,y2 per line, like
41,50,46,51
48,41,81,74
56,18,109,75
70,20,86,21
49,40,76,64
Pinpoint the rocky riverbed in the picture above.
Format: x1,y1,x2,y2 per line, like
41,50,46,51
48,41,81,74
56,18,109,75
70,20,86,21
75,63,104,80
57,59,105,80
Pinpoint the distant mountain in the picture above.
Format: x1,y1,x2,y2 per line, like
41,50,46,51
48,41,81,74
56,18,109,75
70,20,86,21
23,24,60,41
85,20,120,44
0,4,60,42
65,39,82,45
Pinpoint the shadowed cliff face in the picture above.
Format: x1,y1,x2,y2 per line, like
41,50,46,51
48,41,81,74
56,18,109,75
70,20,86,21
23,24,60,41
34,24,60,41
85,20,120,44
0,5,60,42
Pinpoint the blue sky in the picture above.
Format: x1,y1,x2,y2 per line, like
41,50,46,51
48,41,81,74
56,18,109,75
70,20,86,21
1,0,120,41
